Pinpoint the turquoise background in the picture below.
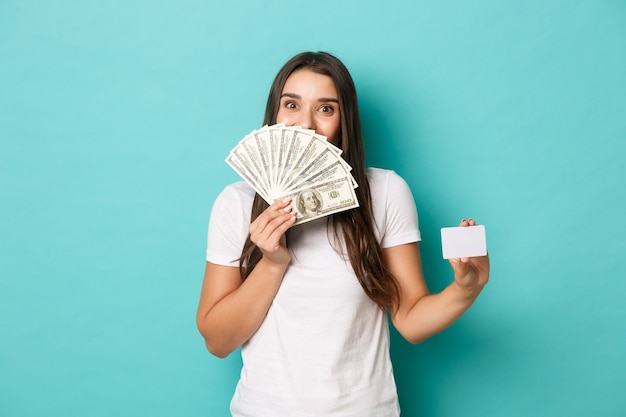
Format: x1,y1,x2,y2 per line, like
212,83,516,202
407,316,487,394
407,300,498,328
2,1,625,416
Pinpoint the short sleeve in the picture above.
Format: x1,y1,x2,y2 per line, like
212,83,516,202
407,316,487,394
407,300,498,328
206,182,255,266
368,168,421,248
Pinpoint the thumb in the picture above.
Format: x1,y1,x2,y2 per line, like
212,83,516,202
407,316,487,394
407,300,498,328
449,257,471,277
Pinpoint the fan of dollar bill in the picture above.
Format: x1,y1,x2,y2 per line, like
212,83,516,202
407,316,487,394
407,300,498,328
226,124,360,225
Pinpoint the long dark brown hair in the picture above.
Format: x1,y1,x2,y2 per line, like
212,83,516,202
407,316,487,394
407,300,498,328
239,51,400,312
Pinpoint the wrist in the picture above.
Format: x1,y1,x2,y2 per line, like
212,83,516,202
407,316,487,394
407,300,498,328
451,279,483,301
258,255,290,275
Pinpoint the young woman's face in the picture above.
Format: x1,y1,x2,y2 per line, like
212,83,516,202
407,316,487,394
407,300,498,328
276,69,341,145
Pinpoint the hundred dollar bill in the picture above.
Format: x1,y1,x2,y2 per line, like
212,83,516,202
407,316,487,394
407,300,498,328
226,145,272,203
279,133,345,190
267,126,342,193
238,129,270,190
277,175,360,225
273,126,291,192
250,126,272,187
282,147,356,194
268,124,285,193
275,128,315,190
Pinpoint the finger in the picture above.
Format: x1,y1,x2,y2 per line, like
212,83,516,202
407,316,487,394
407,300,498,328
448,258,470,275
250,198,293,235
256,216,296,252
458,218,477,227
252,208,296,250
265,213,297,247
452,256,470,263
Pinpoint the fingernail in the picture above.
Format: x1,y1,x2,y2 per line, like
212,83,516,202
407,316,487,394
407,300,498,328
282,197,290,203
283,205,292,213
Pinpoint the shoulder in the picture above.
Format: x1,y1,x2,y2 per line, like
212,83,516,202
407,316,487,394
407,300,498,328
206,182,254,265
207,181,255,239
215,181,256,204
366,167,410,194
366,167,421,246
220,181,256,198
210,181,256,219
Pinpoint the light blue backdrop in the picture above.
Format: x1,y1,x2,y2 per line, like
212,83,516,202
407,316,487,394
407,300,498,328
1,1,624,416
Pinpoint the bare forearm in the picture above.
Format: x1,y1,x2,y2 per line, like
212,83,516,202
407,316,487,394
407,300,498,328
197,259,287,357
396,281,483,344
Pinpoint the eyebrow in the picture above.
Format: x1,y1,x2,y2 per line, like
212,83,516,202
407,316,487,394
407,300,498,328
280,93,339,103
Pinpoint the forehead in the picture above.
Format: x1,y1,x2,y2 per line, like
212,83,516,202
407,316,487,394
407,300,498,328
282,69,338,96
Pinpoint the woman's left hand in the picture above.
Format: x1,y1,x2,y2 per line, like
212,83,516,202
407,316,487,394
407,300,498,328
448,218,490,295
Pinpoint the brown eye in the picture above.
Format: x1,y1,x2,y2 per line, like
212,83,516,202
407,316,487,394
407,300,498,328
284,101,297,110
319,105,334,114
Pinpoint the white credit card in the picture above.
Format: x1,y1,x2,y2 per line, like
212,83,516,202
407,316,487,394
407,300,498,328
441,225,487,259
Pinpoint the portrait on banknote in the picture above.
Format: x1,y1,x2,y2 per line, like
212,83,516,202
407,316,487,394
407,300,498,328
296,189,323,218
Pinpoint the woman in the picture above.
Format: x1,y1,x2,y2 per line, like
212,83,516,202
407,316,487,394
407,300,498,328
196,51,490,416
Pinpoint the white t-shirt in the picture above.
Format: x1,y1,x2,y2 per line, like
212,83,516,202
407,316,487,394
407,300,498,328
206,168,421,417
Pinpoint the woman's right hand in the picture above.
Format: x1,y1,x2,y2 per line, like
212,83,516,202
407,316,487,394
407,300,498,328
197,198,296,358
249,197,296,266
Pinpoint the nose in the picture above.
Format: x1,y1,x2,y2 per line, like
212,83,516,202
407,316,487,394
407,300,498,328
298,110,315,131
